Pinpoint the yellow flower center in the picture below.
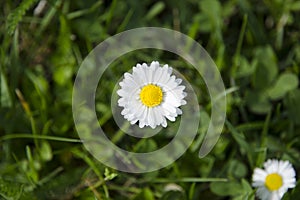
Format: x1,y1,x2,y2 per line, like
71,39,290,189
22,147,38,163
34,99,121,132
139,84,163,107
265,173,283,191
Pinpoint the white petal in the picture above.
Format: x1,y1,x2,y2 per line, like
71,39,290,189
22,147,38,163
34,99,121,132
117,89,127,97
160,65,172,84
165,75,177,88
162,102,177,114
175,78,182,84
153,106,164,127
139,120,145,128
163,64,172,75
146,109,154,128
166,115,176,122
164,92,181,107
121,108,130,116
132,67,144,85
130,118,138,124
153,65,163,82
270,191,281,200
118,98,126,106
176,108,182,115
161,118,167,127
141,107,149,124
141,63,150,83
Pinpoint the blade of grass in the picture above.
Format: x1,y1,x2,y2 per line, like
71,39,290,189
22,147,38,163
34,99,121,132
235,14,248,59
105,0,117,27
111,122,130,144
72,149,110,199
0,65,13,108
0,134,82,143
37,0,63,35
116,9,133,33
140,177,228,183
25,145,39,183
15,89,39,148
6,0,38,35
230,15,249,122
226,120,254,167
145,2,165,20
188,182,196,200
67,1,103,20
38,167,64,185
236,122,264,132
12,153,36,188
255,111,271,167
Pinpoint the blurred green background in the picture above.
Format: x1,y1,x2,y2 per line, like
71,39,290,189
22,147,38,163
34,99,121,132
1,0,300,199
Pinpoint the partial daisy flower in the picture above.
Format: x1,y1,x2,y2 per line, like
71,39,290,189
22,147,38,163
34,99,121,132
117,61,186,129
252,159,296,200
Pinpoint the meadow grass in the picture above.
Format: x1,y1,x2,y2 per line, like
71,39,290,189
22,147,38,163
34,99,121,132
1,0,300,199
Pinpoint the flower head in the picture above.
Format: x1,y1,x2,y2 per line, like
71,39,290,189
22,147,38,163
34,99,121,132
117,61,186,129
252,159,296,200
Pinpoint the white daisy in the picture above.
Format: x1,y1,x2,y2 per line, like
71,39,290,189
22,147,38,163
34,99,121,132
252,159,296,200
117,61,187,129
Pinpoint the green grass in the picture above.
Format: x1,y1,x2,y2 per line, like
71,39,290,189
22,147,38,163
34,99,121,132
1,0,300,199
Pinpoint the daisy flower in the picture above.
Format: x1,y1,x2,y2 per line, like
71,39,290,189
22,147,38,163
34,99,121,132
117,61,187,129
252,159,296,200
